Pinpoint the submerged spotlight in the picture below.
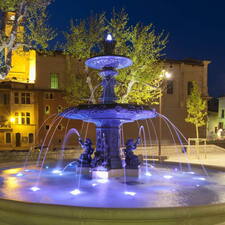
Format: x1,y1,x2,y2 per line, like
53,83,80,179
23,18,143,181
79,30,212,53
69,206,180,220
164,175,173,179
52,169,61,174
145,172,152,176
106,34,113,41
70,189,81,195
16,172,24,177
30,186,40,192
124,191,136,196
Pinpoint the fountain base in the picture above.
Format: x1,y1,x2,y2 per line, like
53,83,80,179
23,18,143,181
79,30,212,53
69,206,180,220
89,168,140,178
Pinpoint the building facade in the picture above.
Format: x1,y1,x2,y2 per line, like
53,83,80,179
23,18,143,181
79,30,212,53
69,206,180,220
0,13,210,150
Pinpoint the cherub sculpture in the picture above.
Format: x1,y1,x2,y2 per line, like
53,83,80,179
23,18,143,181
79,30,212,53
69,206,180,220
78,137,94,167
123,137,141,169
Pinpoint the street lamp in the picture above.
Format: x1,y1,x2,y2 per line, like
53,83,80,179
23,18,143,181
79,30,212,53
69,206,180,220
158,70,172,160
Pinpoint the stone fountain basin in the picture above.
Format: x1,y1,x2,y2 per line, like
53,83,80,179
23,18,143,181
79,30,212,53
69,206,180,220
0,163,225,225
60,103,157,124
0,198,225,225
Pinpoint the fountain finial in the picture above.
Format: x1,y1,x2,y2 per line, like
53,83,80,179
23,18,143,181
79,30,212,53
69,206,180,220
103,33,116,55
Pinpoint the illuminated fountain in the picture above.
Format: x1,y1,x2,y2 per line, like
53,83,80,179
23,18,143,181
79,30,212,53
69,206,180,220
61,33,156,178
0,34,225,225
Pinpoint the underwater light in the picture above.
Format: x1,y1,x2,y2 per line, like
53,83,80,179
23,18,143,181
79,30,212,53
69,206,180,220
145,172,152,176
193,177,206,181
70,189,81,195
16,172,24,177
164,175,173,179
24,169,30,172
52,169,61,174
92,183,97,187
96,179,108,184
187,171,195,174
30,186,40,192
45,166,49,169
124,191,136,196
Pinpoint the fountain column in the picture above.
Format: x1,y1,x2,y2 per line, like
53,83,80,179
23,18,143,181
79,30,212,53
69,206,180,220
96,120,122,169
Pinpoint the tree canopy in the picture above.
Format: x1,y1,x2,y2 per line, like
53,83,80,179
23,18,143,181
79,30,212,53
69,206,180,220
0,0,55,78
62,10,168,106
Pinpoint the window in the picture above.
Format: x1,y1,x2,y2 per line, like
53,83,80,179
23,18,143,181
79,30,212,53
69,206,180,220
45,125,49,130
45,105,50,114
28,133,34,143
187,81,193,95
5,133,11,143
15,112,19,124
222,109,224,118
219,122,223,129
58,125,62,130
14,93,19,104
26,112,30,125
21,112,25,124
45,92,54,99
1,93,9,104
166,80,174,94
50,74,59,89
21,93,30,104
57,105,62,113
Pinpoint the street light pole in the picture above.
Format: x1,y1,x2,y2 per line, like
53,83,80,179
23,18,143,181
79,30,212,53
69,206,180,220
158,87,162,160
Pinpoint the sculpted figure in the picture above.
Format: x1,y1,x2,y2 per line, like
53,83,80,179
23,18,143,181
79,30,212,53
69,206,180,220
123,137,141,169
78,137,94,167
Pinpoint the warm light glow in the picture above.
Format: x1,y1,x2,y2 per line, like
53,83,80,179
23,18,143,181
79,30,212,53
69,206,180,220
161,69,172,79
29,50,36,83
10,117,15,123
106,34,113,41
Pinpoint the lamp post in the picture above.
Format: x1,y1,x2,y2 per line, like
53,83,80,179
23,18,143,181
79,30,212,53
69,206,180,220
158,70,172,160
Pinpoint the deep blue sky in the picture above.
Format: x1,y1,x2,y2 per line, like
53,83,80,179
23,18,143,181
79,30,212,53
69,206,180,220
48,0,225,97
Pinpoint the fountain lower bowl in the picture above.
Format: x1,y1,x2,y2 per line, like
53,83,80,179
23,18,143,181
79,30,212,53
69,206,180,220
0,163,225,225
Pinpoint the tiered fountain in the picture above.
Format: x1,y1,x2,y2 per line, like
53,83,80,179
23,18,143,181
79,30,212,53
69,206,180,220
62,34,156,178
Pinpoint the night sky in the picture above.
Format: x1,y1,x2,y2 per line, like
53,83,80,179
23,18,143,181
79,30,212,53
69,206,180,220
48,0,225,98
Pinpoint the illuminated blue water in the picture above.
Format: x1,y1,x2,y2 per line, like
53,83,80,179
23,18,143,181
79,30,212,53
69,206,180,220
0,163,225,208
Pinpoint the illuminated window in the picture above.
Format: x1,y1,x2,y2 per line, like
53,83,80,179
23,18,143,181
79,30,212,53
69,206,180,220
14,93,19,104
21,112,25,124
26,112,30,125
15,112,19,124
222,109,224,118
50,74,59,89
45,105,50,114
166,80,173,94
28,133,34,143
21,93,31,104
5,133,11,143
187,81,193,95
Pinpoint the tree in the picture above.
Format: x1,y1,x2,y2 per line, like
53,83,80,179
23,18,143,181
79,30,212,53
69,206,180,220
62,10,167,106
185,81,207,139
0,0,55,79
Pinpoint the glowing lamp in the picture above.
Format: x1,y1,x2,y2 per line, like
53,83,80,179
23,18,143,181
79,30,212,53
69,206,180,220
106,34,113,41
10,117,15,123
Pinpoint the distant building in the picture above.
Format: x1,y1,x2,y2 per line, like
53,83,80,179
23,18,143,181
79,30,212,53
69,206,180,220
0,12,210,150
